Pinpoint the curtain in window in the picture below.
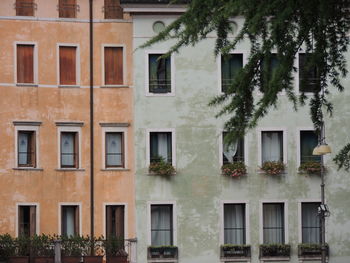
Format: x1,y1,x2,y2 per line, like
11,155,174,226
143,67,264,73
221,54,243,92
223,140,238,164
150,133,172,163
300,131,320,163
302,203,320,243
61,133,74,166
106,133,122,166
263,204,284,244
262,131,283,162
151,205,172,246
63,206,75,236
224,204,245,244
18,132,29,165
149,54,171,93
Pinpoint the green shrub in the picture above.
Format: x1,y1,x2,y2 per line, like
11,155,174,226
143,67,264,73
149,157,175,176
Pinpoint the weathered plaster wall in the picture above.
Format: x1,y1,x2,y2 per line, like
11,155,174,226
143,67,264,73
0,0,135,239
133,15,350,263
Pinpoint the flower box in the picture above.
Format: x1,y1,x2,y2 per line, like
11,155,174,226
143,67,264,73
261,161,285,175
298,243,329,257
149,159,176,176
61,257,81,263
106,255,128,263
84,256,103,263
222,162,247,178
148,246,178,259
8,257,29,263
298,161,323,175
33,257,54,263
220,244,251,258
259,244,291,258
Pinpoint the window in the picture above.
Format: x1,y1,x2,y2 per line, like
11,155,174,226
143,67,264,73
60,132,79,168
261,131,283,163
105,132,124,168
301,203,321,244
263,203,285,244
260,54,279,93
221,54,243,93
61,205,79,236
150,132,172,164
224,204,246,244
106,205,125,239
148,54,171,94
151,205,173,246
299,53,320,93
15,0,36,16
58,0,78,18
18,131,36,167
223,132,244,164
18,205,36,237
59,46,77,85
17,44,34,84
104,47,123,85
300,130,320,164
104,0,123,19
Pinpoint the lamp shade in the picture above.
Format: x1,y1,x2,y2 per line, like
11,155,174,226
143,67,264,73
312,146,322,156
318,144,332,155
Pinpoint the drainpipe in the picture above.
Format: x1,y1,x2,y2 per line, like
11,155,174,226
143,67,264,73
89,0,95,255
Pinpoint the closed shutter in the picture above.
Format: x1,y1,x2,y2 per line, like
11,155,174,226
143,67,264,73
115,206,125,239
59,46,76,85
16,0,34,16
29,206,36,237
105,47,123,85
59,0,76,18
106,206,113,239
104,0,123,19
74,132,79,168
17,45,34,84
74,206,79,235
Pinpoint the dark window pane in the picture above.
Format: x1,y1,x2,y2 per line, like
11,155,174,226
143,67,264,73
302,203,321,243
106,132,124,167
263,203,284,244
223,132,244,163
151,205,173,246
150,132,172,163
221,54,243,93
300,131,321,163
224,204,246,244
149,54,171,93
299,54,321,93
260,54,279,93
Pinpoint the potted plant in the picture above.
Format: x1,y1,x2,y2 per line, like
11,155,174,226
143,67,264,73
261,161,285,175
31,235,55,263
222,162,247,178
298,161,323,175
220,244,251,258
9,236,30,263
61,235,85,263
298,243,329,257
259,244,290,258
104,236,128,263
83,236,104,263
149,157,176,176
0,234,16,263
148,246,178,259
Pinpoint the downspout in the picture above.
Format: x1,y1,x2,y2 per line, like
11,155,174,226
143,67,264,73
89,0,95,253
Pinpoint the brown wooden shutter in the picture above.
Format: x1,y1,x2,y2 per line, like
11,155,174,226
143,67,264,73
74,206,79,235
17,45,34,84
74,132,79,168
115,206,124,239
18,207,24,236
30,132,36,167
105,47,123,85
29,206,36,237
61,207,67,235
104,0,123,19
59,0,76,18
106,206,113,239
59,46,76,85
16,0,35,16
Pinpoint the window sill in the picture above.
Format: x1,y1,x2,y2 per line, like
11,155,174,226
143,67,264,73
13,167,43,171
101,168,130,171
259,256,290,261
147,259,178,263
145,92,175,97
55,168,85,171
16,83,38,87
220,257,251,262
100,85,129,88
58,85,80,88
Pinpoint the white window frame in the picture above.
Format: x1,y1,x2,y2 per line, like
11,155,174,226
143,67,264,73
102,202,128,239
297,199,321,243
220,200,250,245
145,50,175,97
14,41,38,86
296,127,317,167
101,44,127,87
146,128,176,167
101,126,128,170
219,129,249,166
57,43,81,87
14,123,40,169
57,126,82,169
217,51,248,94
259,200,288,244
147,201,177,246
15,202,40,237
58,202,82,236
257,127,288,166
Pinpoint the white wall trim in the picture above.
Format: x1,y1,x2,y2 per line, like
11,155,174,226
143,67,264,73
57,126,82,169
220,200,250,245
102,202,128,239
14,41,38,85
56,43,81,87
296,127,315,167
58,202,82,236
144,50,175,97
14,125,40,168
259,200,288,244
297,199,321,243
147,201,177,246
15,202,40,237
219,129,249,166
257,127,288,166
146,128,176,167
101,126,128,169
101,44,127,86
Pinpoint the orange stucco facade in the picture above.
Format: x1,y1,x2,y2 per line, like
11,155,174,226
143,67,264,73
0,0,135,239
